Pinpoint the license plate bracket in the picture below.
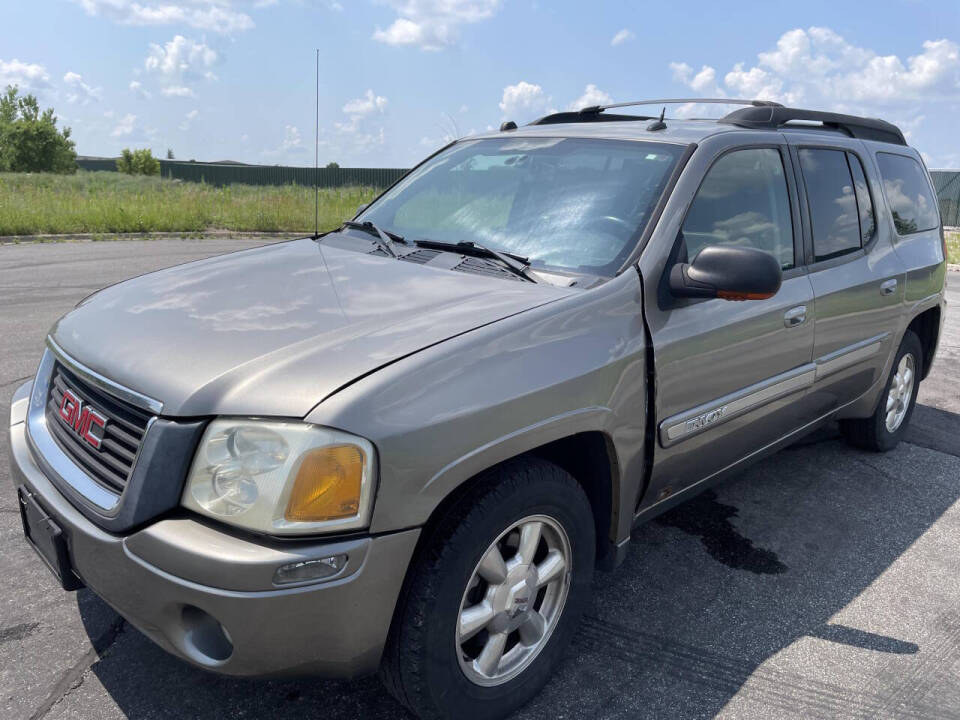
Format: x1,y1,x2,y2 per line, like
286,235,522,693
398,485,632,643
18,486,83,591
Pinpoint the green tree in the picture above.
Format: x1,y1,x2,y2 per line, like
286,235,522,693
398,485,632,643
325,161,340,169
0,85,77,173
117,148,160,176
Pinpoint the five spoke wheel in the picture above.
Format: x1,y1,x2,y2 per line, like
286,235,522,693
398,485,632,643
456,515,572,686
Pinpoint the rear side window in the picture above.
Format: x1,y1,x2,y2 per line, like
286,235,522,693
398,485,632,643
682,148,794,270
876,153,940,234
799,148,863,262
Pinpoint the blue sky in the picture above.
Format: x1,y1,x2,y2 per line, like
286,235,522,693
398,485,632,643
3,0,959,167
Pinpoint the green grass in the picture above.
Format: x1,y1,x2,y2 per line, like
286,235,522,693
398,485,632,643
947,230,959,265
0,171,378,236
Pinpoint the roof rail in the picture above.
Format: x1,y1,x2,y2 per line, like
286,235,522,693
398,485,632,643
529,98,783,126
719,105,907,146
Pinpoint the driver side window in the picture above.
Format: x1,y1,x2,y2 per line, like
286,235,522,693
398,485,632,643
682,148,795,270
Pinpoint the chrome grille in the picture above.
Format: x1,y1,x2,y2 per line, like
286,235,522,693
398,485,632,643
45,363,152,494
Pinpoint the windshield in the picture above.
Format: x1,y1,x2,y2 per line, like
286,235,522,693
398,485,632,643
358,137,685,276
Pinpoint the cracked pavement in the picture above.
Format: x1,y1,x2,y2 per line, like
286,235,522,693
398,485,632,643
1,240,959,719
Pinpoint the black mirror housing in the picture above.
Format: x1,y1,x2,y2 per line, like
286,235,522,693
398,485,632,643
669,245,782,301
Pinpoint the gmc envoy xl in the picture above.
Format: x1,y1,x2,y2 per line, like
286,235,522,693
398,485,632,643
9,99,946,719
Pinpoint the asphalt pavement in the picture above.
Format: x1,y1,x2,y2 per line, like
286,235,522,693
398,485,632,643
1,239,959,720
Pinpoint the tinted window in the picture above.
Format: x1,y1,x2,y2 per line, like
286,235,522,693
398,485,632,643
876,153,940,234
360,137,684,275
682,148,794,270
799,148,861,261
847,153,876,243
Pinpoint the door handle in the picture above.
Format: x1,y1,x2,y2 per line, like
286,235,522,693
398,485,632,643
880,278,898,296
784,305,807,328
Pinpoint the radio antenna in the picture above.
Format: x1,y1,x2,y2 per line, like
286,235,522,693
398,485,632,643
313,48,320,239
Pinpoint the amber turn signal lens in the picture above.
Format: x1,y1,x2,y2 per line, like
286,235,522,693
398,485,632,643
285,445,365,522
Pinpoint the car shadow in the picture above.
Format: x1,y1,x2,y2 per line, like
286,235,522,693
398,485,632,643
77,406,960,719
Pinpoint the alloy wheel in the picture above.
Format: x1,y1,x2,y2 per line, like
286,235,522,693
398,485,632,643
886,353,916,433
456,514,572,687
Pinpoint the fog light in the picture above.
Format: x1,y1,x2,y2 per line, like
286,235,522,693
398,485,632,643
273,554,347,585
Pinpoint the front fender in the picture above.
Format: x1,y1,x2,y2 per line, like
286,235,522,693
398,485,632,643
307,270,649,546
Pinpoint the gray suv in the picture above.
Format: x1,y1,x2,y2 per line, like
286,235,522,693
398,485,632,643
9,99,947,719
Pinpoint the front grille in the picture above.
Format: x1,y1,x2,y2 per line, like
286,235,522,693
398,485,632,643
45,363,152,494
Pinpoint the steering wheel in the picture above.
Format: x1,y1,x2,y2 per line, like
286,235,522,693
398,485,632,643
583,215,634,236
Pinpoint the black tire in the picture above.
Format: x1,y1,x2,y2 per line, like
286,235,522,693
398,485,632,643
379,457,595,720
841,329,923,452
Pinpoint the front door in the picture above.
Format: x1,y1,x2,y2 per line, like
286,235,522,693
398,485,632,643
641,142,817,508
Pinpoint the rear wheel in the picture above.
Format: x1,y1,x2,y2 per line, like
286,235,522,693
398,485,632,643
841,330,922,452
379,458,595,720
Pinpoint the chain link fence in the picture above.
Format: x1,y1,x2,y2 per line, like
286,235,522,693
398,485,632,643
931,171,960,228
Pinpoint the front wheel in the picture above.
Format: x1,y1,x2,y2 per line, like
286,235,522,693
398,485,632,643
841,329,922,452
379,458,595,720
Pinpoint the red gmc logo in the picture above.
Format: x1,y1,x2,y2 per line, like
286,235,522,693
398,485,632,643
58,389,108,450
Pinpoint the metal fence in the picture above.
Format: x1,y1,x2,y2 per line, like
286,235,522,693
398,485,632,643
931,171,960,228
76,157,408,189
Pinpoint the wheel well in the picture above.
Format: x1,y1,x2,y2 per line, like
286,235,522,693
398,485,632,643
416,432,619,567
530,432,618,561
907,306,941,380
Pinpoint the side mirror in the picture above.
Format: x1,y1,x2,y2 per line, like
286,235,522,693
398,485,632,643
669,245,782,301
355,203,369,217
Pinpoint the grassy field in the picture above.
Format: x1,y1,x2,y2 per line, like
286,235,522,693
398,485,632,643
947,230,959,264
0,172,377,236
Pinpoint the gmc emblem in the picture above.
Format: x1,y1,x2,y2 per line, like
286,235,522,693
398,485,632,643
58,389,108,450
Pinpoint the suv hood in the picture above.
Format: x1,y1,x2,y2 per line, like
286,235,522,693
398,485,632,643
50,238,572,417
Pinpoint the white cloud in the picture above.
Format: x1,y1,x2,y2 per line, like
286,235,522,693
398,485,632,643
283,125,302,150
669,62,720,93
261,124,310,159
611,29,634,47
499,81,550,120
671,27,960,107
144,36,218,98
111,113,137,137
568,84,612,110
179,108,199,130
459,103,469,113
129,80,151,99
342,89,388,115
74,0,254,34
0,58,51,90
63,72,102,104
373,0,502,50
161,85,195,97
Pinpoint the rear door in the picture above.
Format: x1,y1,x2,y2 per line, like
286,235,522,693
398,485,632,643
639,136,817,507
786,137,906,416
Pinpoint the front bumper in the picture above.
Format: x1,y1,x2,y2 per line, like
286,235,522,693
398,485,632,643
9,382,419,678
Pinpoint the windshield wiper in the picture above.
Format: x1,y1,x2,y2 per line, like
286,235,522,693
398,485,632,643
341,220,406,258
414,239,538,283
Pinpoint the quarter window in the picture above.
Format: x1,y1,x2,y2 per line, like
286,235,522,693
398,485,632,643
682,148,794,270
799,148,863,262
847,154,876,243
876,153,940,235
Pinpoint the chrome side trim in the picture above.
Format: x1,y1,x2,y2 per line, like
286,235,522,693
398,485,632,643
46,336,164,415
25,350,120,511
814,333,889,381
659,364,816,447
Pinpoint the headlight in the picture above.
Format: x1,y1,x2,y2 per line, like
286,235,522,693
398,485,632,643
182,419,377,535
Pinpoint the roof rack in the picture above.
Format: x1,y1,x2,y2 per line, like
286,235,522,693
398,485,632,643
719,105,906,145
529,98,782,126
